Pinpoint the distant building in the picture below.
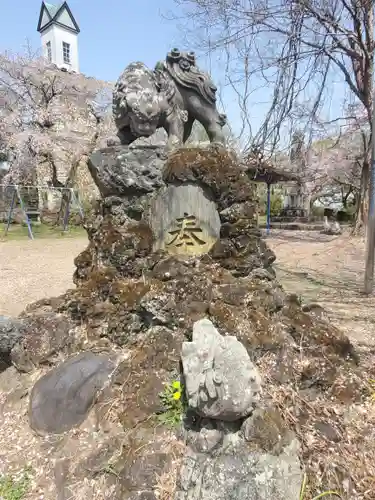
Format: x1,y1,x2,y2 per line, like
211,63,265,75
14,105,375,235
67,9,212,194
37,1,80,73
282,184,309,213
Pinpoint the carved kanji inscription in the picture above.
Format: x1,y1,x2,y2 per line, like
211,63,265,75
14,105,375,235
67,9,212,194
166,213,206,251
150,184,221,256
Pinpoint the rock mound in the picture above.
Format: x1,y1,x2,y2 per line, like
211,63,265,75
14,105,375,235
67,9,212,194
0,146,373,500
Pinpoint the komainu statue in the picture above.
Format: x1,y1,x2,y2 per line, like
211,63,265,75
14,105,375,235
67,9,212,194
112,48,227,148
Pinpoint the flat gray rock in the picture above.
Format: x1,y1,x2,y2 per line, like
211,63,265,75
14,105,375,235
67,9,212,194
181,319,261,421
88,144,166,198
29,351,117,435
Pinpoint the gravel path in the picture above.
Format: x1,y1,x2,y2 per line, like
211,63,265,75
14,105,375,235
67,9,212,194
0,237,88,317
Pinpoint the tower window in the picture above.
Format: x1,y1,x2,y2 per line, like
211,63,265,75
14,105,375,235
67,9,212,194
46,41,52,63
62,42,70,64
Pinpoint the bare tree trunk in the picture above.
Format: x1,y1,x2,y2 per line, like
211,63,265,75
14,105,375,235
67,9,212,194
353,159,370,234
341,186,353,209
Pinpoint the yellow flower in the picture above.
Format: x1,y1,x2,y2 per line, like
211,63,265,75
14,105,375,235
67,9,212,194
173,391,181,400
172,381,181,390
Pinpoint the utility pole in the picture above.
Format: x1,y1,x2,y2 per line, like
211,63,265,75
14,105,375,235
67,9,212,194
363,92,375,294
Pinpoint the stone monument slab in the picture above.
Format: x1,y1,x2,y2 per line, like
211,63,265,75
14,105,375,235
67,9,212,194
150,184,220,256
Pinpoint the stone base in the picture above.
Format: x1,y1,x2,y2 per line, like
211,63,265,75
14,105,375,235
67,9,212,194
0,146,370,499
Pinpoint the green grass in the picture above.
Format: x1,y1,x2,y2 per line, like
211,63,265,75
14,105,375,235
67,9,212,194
0,468,32,500
0,223,86,241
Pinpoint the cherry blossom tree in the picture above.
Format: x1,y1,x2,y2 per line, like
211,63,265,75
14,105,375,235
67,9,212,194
173,0,375,231
0,47,113,190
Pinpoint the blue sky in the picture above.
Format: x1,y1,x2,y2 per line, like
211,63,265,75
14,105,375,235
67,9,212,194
0,0,349,147
0,0,181,80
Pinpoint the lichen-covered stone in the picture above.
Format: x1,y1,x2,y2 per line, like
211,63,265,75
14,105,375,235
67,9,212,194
241,406,294,454
115,326,183,427
88,145,166,198
175,439,302,500
163,147,255,210
11,312,75,373
0,316,25,371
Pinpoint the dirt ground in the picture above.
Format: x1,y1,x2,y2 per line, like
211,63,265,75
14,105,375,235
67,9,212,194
267,229,375,350
0,237,87,317
0,230,374,349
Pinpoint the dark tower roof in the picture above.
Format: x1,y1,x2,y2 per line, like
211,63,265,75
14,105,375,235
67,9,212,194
37,1,80,34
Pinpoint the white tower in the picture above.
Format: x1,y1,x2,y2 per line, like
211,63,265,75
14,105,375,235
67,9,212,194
37,1,80,73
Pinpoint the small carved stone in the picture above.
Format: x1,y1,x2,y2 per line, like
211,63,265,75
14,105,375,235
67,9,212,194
181,318,262,421
112,49,227,149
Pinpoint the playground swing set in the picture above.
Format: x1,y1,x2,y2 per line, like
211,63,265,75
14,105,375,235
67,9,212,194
0,184,84,240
